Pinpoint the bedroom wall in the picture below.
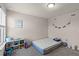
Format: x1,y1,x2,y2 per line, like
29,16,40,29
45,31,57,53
48,10,79,50
7,10,48,41
0,4,6,14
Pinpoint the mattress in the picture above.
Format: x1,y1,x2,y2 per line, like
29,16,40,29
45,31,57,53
32,38,62,54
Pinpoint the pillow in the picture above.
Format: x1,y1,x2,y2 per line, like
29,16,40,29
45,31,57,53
53,38,61,42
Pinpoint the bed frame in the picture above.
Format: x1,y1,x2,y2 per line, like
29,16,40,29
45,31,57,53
44,42,62,55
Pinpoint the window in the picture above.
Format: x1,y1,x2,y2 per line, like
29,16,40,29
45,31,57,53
0,8,6,45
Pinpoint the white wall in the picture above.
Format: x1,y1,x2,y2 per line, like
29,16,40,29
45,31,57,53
0,4,6,14
7,10,48,41
48,11,79,50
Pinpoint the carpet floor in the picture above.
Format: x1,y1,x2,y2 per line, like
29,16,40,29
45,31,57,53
13,46,79,56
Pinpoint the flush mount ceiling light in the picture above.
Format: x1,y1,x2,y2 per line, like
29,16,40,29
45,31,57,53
47,3,55,8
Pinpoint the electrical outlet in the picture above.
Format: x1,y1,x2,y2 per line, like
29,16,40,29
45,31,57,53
70,46,72,49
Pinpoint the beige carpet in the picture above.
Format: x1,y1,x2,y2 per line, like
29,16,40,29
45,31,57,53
13,46,79,56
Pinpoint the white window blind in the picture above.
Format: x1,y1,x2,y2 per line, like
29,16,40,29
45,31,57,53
0,7,6,45
0,8,6,26
0,8,1,25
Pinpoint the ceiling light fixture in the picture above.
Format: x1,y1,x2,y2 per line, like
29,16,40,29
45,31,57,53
47,3,55,8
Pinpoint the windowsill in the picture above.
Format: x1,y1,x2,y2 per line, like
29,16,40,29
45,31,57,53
0,42,5,50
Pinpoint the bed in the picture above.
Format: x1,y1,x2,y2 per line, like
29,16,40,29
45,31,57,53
32,38,62,54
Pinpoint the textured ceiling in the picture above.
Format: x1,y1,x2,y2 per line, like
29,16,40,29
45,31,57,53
5,3,79,19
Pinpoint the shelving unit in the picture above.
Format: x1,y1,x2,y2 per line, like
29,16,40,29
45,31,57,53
4,40,24,56
19,40,24,49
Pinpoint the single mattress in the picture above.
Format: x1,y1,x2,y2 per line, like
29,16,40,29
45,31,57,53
32,38,62,54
